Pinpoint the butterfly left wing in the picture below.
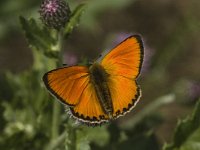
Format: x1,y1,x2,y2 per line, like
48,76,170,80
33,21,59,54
43,66,109,125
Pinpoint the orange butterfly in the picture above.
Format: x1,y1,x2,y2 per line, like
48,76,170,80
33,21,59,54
43,35,144,125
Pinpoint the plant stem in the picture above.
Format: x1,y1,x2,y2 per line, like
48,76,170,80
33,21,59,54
52,100,61,141
51,29,78,150
65,125,77,150
51,29,64,142
57,29,64,66
46,131,67,150
70,128,77,150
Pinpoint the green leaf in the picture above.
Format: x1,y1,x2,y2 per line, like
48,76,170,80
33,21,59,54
19,16,58,58
179,128,200,150
163,100,200,150
81,126,109,147
64,4,86,37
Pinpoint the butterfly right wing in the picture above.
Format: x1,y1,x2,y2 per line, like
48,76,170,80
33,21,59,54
107,75,141,118
100,35,144,117
101,35,144,79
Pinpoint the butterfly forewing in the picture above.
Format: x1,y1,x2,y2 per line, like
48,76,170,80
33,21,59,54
43,66,89,106
101,35,143,79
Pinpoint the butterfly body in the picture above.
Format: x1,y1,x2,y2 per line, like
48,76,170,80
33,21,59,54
43,35,144,125
89,63,113,118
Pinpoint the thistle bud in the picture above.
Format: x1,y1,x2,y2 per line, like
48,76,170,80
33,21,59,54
39,0,71,29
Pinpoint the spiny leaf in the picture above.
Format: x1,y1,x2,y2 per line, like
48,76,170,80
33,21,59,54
19,16,58,58
64,4,86,37
163,100,200,150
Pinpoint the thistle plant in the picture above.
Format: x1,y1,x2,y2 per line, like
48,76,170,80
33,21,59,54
19,1,89,149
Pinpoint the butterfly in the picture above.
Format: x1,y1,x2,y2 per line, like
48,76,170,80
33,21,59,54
43,35,144,125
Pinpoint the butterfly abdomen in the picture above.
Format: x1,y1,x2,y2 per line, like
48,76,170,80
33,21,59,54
89,63,113,117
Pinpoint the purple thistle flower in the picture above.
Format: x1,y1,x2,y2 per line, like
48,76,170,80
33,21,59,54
39,0,71,29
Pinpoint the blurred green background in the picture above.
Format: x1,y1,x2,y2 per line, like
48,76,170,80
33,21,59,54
0,0,200,150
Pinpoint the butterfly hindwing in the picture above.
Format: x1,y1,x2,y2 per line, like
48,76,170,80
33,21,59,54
107,75,141,118
70,83,109,125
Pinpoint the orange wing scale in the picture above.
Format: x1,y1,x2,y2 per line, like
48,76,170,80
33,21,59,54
70,83,109,124
108,75,141,118
43,66,89,106
43,66,109,124
101,35,143,79
101,35,143,118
